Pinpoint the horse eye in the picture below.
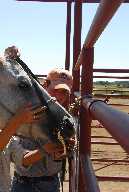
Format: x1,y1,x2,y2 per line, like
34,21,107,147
18,80,30,89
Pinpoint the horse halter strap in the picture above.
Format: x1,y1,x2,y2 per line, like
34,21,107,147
15,57,49,106
0,99,15,116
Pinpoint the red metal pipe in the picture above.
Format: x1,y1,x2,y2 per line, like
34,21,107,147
71,1,82,101
96,175,129,182
93,68,129,73
65,2,71,70
80,154,100,192
91,158,129,163
69,158,76,192
75,0,124,70
80,47,94,154
35,74,129,80
35,74,47,77
94,95,129,99
110,103,129,106
91,141,118,145
81,48,94,96
93,89,128,91
79,47,94,192
82,97,129,155
91,135,112,138
83,0,124,48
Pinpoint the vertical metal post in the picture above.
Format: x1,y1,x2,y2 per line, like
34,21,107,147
81,47,94,98
65,1,72,70
71,1,82,101
78,47,94,192
69,2,82,191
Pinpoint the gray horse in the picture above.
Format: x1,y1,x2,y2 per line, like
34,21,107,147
0,57,75,143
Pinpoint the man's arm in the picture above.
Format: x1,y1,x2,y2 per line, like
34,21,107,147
0,105,45,150
22,142,65,166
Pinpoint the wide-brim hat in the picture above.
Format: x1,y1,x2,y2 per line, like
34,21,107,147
47,68,73,92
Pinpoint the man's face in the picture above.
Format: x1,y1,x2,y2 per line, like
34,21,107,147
48,88,69,105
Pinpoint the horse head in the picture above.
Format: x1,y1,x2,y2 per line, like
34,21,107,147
0,58,75,144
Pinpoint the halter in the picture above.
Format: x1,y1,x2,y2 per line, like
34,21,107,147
0,99,15,115
0,58,57,139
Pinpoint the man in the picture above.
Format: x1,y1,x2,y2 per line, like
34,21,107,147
5,46,75,192
44,68,73,107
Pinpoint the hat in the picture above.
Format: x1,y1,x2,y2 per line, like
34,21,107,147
47,68,73,92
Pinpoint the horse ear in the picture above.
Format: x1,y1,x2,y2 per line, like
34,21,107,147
0,57,5,65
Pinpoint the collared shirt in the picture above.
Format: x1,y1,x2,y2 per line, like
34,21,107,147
6,136,62,177
0,149,11,192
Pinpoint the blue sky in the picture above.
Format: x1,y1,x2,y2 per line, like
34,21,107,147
0,0,129,79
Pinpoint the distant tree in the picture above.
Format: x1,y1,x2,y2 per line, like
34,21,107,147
121,82,129,88
94,81,129,88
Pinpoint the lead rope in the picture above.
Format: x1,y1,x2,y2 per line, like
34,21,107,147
75,116,80,192
60,171,64,192
68,97,81,192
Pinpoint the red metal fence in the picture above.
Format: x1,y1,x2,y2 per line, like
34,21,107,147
73,1,129,192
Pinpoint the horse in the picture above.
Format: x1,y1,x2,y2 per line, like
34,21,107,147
0,57,75,144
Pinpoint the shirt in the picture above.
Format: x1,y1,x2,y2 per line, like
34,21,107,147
6,136,62,177
0,149,11,192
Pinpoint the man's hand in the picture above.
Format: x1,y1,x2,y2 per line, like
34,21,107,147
4,45,20,60
69,97,81,116
66,137,76,147
43,142,66,160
